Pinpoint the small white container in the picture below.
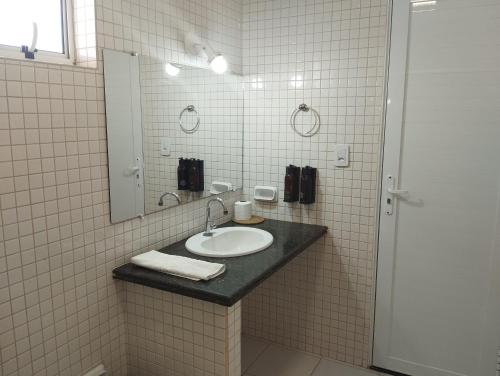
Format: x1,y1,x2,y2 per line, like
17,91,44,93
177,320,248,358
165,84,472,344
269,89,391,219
210,181,233,194
234,201,252,221
254,186,278,202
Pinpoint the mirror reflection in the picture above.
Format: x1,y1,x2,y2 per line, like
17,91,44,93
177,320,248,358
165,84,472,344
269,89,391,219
103,50,243,223
140,56,243,215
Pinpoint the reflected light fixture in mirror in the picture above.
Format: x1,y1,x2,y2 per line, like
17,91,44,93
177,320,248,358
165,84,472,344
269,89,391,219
165,63,180,76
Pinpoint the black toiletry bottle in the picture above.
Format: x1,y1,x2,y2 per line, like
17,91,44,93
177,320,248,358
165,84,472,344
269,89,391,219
299,166,317,204
197,159,204,192
189,159,205,192
284,165,300,202
189,158,199,191
177,158,190,190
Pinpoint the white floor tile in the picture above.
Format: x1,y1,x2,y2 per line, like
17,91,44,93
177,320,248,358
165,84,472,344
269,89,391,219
241,335,270,373
312,358,381,376
246,344,320,376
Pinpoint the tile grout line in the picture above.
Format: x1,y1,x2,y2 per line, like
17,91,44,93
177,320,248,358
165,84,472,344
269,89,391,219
242,336,272,375
243,336,382,376
308,356,322,376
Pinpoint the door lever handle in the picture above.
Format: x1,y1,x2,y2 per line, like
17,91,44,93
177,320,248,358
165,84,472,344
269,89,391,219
387,187,409,196
384,175,409,215
124,166,140,176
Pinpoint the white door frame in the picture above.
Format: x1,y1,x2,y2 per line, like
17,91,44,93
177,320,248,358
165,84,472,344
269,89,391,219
372,0,411,368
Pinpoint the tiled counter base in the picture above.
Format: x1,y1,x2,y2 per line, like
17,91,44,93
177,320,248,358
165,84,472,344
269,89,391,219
125,283,241,376
114,220,327,375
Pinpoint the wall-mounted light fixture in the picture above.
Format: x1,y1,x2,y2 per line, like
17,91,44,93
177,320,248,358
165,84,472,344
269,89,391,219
411,0,437,11
209,54,228,74
184,31,229,74
411,0,437,5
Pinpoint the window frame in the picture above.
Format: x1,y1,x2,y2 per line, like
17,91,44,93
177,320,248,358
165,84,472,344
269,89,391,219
0,0,75,65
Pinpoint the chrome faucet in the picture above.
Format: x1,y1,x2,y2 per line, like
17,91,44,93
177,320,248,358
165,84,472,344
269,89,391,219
158,192,181,206
203,198,228,236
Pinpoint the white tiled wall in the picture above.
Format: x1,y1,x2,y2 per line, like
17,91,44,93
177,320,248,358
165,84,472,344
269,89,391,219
96,0,242,74
240,0,388,367
140,58,244,214
1,0,390,373
0,0,242,375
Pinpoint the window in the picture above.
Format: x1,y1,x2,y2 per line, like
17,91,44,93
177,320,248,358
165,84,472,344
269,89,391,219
0,0,72,62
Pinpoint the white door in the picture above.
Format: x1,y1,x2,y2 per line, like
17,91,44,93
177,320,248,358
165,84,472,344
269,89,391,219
373,1,500,376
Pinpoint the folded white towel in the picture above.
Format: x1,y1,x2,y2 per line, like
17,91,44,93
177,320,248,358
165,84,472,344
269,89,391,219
130,250,225,281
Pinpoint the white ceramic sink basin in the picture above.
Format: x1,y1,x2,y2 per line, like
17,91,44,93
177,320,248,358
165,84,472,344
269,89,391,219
185,227,273,258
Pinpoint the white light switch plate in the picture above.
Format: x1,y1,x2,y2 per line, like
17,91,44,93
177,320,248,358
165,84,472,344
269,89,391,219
160,137,170,156
334,144,349,167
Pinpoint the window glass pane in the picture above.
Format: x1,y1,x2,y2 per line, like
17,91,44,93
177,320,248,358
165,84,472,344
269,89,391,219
0,0,64,54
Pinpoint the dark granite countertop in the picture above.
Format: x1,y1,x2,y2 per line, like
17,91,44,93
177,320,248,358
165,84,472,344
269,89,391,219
112,219,327,306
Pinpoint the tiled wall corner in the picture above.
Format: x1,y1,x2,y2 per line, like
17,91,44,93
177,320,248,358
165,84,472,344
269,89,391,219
240,0,389,367
73,0,98,68
125,284,241,376
1,0,392,373
226,301,241,376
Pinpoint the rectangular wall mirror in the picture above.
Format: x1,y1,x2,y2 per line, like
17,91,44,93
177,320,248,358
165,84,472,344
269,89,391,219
103,50,244,223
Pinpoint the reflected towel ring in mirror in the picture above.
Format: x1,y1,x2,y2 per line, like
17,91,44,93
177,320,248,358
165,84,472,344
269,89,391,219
290,103,321,137
179,105,200,134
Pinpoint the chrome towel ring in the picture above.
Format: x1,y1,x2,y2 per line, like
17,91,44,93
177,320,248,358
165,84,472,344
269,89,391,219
179,105,200,134
290,103,321,137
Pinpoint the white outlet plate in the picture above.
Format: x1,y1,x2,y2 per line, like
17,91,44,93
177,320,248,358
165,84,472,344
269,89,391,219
160,137,170,156
334,144,349,167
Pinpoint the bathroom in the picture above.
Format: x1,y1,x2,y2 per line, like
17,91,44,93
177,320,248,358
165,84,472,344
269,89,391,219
0,0,499,375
